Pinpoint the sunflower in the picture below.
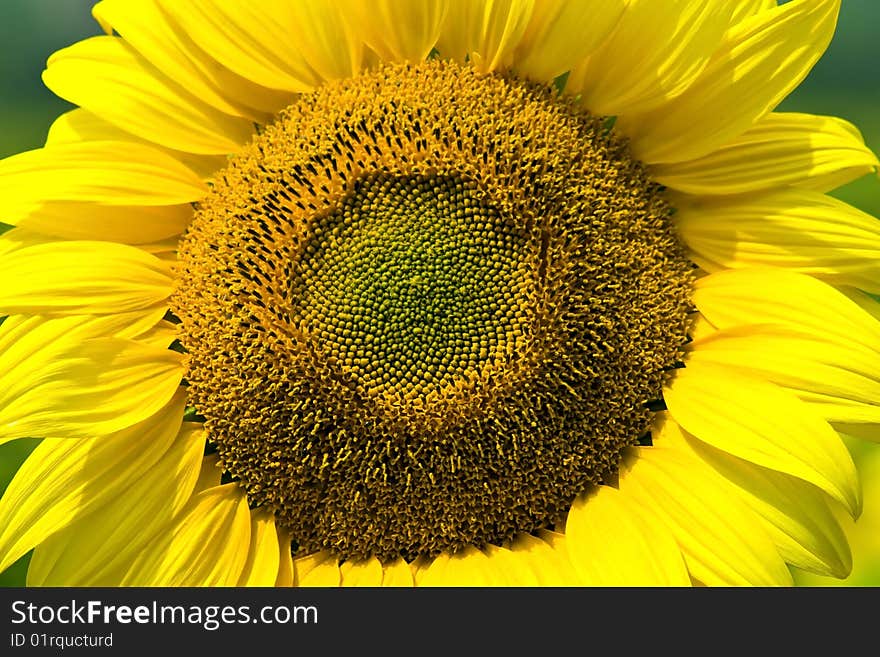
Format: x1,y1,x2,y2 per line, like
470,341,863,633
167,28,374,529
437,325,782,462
0,0,878,587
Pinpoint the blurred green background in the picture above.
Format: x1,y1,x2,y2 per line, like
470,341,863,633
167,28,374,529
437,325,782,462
0,1,878,586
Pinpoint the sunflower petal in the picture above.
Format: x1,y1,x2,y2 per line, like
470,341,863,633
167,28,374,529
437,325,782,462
840,287,880,323
0,228,44,257
47,107,230,183
44,36,254,155
730,1,779,25
0,337,183,442
0,391,185,575
294,552,341,587
136,320,179,349
6,115,195,241
619,0,840,163
694,269,880,351
437,0,535,72
481,544,540,586
16,205,190,245
688,325,880,414
158,0,320,92
570,1,738,116
27,423,205,586
505,531,583,586
675,189,880,293
0,241,172,315
92,0,288,121
514,0,625,84
657,418,851,578
624,445,793,585
340,558,384,586
0,307,167,362
119,484,251,586
655,113,879,195
798,395,880,428
0,142,206,230
341,0,447,63
416,546,510,586
380,558,415,587
686,323,880,441
0,311,168,413
237,509,281,586
565,485,690,586
287,0,364,81
275,529,294,587
664,360,860,517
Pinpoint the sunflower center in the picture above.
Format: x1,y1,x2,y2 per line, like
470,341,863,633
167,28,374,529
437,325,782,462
293,173,529,405
172,60,693,562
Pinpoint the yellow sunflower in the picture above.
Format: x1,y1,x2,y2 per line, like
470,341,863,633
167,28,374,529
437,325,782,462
0,0,878,587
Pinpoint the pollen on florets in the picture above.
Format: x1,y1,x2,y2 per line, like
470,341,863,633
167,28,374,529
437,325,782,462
172,59,693,562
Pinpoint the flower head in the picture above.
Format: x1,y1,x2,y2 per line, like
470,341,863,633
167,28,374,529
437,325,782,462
0,0,878,587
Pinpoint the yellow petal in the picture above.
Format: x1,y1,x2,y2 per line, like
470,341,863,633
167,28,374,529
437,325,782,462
275,529,294,587
237,509,281,586
92,0,288,121
192,454,222,493
835,422,880,444
18,204,190,245
340,0,447,63
481,544,540,586
340,558,384,586
437,0,535,72
513,0,625,83
694,268,880,351
619,0,840,163
136,320,179,349
0,310,169,414
687,325,880,415
623,445,793,585
47,107,228,183
510,531,585,586
688,313,718,343
137,236,182,257
0,309,167,364
0,142,206,231
730,0,779,25
570,1,739,115
664,360,861,517
294,552,341,587
120,484,251,586
44,36,254,155
686,321,880,443
381,558,415,587
158,0,321,92
46,107,175,149
11,112,197,240
655,113,879,195
657,418,851,578
0,337,183,442
0,228,44,257
416,546,511,586
28,423,205,586
566,485,690,586
840,286,880,324
796,394,880,427
675,188,880,293
0,390,185,575
287,0,364,81
0,241,172,315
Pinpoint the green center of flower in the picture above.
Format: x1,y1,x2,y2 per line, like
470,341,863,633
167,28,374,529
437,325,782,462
172,60,693,563
293,173,529,403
